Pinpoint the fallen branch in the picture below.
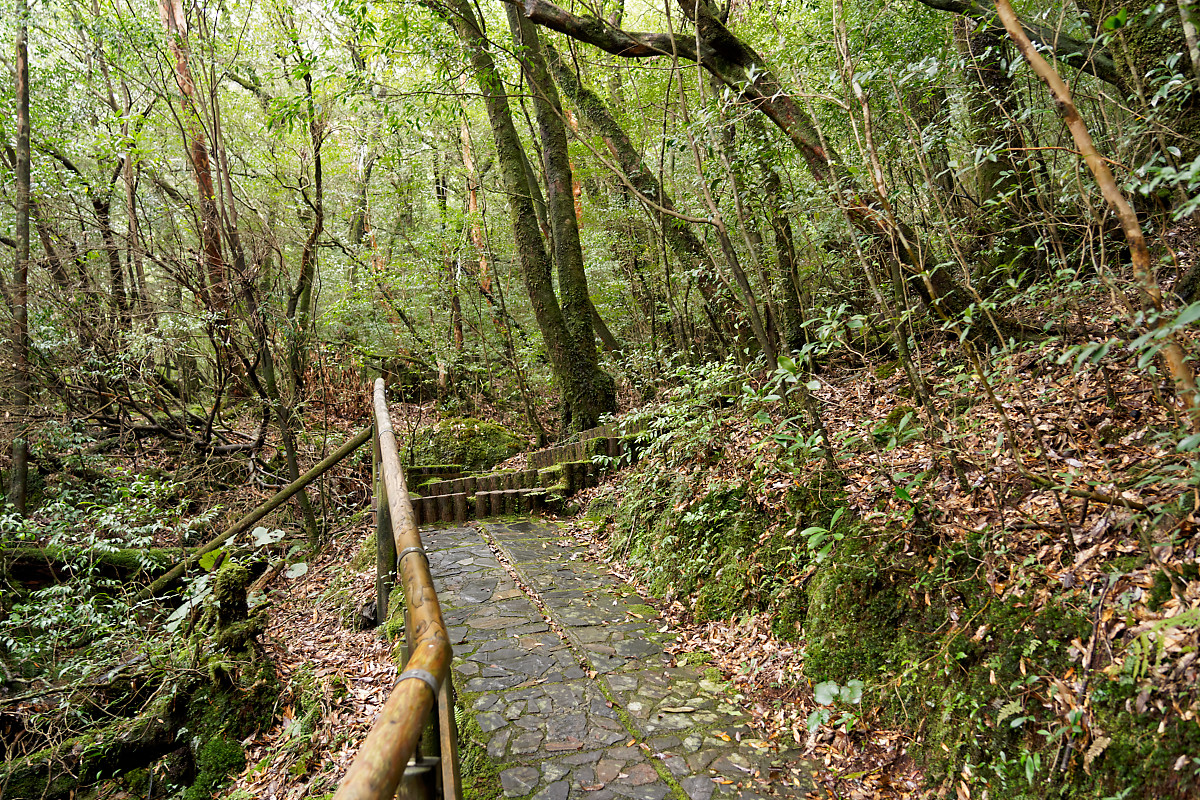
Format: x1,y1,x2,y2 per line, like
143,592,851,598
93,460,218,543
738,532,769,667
138,426,371,600
2,546,172,583
0,682,192,800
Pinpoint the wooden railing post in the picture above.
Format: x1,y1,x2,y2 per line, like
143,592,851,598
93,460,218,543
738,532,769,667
374,426,394,624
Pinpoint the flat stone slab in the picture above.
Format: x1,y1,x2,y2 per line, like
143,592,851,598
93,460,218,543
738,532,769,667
420,520,810,798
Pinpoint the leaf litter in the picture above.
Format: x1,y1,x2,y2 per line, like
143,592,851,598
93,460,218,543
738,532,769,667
567,335,1200,798
228,524,394,799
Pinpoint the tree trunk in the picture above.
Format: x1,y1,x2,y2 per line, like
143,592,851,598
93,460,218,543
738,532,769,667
542,38,734,349
517,0,989,331
10,0,31,515
157,0,228,318
439,0,615,431
95,192,131,327
955,17,1042,286
285,43,323,398
506,6,617,422
743,115,807,356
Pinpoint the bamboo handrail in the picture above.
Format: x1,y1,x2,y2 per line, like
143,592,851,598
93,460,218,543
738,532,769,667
334,379,459,800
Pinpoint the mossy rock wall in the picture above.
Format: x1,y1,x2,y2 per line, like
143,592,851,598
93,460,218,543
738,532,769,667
410,418,525,473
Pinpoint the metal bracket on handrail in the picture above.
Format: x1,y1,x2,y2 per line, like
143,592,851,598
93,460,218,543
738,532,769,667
397,546,428,565
396,668,440,693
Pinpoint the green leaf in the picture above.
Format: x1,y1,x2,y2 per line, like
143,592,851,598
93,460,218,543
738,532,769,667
1177,433,1200,452
199,549,225,572
816,541,836,562
896,486,913,503
806,380,822,391
285,562,309,579
1175,301,1200,328
814,681,840,705
1102,7,1127,28
843,679,864,704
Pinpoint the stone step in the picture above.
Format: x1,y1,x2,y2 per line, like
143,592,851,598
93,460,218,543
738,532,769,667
412,489,551,525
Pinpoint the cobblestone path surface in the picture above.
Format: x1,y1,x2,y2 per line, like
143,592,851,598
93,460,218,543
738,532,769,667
425,519,810,800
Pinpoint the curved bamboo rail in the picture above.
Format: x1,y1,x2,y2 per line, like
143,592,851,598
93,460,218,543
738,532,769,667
334,378,461,800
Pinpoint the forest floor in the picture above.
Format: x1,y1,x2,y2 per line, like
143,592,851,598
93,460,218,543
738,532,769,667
564,328,1200,798
558,513,928,800
225,523,395,800
217,503,922,799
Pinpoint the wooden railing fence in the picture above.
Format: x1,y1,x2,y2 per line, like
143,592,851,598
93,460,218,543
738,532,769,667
334,378,462,800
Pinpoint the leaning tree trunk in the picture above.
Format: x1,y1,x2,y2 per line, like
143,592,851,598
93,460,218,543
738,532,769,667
543,38,737,348
516,0,989,332
996,0,1200,428
437,0,615,431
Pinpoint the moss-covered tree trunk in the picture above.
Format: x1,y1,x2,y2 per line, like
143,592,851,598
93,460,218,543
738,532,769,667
1,693,191,800
439,0,615,432
543,39,736,354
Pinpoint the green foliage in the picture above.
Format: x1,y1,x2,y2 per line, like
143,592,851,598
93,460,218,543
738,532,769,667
1,471,209,681
607,359,850,635
456,703,502,800
807,678,864,734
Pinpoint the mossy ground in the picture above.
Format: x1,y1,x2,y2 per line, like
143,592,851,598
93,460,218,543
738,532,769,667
410,418,525,473
455,698,502,800
605,460,848,639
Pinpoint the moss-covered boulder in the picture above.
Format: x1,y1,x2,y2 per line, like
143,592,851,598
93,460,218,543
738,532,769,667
411,418,525,473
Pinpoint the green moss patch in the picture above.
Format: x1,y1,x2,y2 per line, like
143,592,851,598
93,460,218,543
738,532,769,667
457,710,502,800
184,736,246,800
411,418,526,473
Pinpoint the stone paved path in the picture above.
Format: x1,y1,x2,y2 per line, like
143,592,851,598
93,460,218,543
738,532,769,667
425,519,811,800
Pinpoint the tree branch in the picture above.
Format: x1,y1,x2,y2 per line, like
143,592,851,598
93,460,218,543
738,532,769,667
509,0,703,61
916,0,1125,88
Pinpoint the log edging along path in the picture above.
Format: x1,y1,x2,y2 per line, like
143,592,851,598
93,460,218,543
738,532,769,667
425,518,812,800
